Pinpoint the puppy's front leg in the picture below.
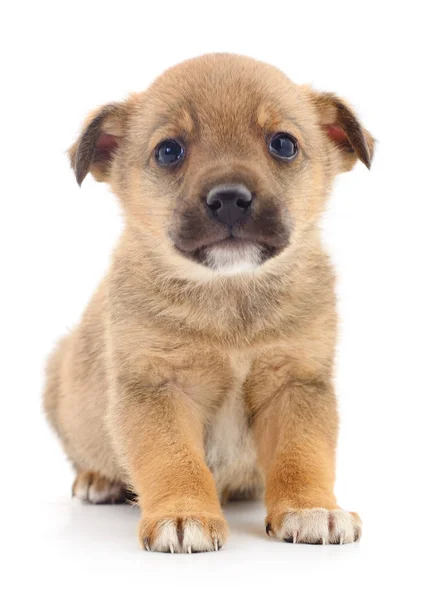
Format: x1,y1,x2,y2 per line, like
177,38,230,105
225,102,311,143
253,380,361,544
109,370,227,553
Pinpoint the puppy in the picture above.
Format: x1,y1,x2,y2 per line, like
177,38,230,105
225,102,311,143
44,53,374,553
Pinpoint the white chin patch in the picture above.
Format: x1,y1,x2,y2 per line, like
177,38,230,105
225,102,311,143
205,243,262,275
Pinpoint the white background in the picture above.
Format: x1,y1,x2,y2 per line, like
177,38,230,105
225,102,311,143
1,1,435,598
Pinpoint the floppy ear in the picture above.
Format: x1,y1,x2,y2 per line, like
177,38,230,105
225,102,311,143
68,102,130,185
311,91,375,171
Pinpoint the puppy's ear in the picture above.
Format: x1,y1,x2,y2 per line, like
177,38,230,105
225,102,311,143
311,91,375,171
68,101,131,185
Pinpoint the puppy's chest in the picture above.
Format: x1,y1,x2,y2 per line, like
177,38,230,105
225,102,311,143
204,353,260,498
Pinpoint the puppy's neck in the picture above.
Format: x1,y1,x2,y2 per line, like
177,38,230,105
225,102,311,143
111,226,329,345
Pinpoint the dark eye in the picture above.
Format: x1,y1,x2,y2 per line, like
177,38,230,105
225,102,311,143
268,133,298,161
155,139,185,166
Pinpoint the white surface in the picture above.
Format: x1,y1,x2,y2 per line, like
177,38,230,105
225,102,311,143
1,0,435,598
4,491,434,598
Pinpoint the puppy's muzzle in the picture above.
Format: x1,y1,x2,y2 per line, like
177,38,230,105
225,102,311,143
206,184,253,228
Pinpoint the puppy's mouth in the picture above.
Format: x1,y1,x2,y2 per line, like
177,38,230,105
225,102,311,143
175,237,281,273
171,200,291,273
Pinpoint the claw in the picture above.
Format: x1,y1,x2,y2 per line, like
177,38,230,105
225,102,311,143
339,534,344,545
322,537,327,546
214,539,219,552
293,531,298,544
169,544,175,554
187,546,192,554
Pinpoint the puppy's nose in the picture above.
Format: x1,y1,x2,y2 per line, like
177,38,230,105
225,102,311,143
206,184,253,227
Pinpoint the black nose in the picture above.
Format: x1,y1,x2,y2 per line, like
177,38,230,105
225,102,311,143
206,184,253,227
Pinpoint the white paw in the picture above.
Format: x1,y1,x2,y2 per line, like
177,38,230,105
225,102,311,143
139,514,228,553
267,508,361,545
72,472,128,504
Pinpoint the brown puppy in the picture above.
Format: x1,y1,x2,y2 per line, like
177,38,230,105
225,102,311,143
44,53,374,553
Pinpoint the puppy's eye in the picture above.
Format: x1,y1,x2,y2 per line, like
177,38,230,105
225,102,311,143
155,139,185,166
268,133,298,161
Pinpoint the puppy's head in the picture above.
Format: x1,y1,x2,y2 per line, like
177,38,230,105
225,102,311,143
70,54,374,277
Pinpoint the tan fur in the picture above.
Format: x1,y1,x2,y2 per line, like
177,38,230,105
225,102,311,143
44,53,374,552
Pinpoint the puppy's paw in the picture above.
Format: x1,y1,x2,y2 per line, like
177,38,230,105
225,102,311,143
139,512,228,553
266,508,361,545
72,471,130,504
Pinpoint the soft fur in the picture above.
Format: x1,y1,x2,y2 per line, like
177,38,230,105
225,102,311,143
44,53,374,552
